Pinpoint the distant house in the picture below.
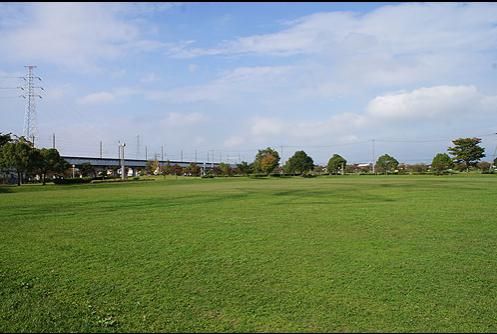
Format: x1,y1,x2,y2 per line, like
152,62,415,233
350,163,372,174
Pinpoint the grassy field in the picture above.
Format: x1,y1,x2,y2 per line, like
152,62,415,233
1,175,497,332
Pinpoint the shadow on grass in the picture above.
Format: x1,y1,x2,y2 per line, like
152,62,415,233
271,188,397,205
0,186,13,194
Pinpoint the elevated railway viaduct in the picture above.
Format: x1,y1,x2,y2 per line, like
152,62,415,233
61,156,235,176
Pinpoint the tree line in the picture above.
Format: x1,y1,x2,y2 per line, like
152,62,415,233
0,133,69,186
148,137,491,177
0,132,493,186
241,137,490,176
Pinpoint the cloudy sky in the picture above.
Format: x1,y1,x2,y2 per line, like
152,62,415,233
1,2,497,164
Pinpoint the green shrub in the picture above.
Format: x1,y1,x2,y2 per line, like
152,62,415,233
250,174,268,178
53,178,92,185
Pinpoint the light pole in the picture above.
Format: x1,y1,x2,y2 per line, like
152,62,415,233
372,139,376,174
72,164,75,178
119,142,126,180
489,133,497,173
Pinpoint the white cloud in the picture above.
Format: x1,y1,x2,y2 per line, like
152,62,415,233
44,84,71,102
172,3,497,58
188,64,198,73
77,91,115,105
366,85,485,121
77,87,143,105
162,112,205,126
111,69,127,79
0,4,171,70
248,113,366,142
242,85,497,144
250,117,284,137
224,136,245,148
166,3,497,100
140,72,159,83
146,65,294,103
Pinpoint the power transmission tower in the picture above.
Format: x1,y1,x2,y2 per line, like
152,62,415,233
20,66,43,144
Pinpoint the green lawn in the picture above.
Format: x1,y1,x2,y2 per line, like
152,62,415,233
1,175,497,332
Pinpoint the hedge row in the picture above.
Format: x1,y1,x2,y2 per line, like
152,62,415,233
53,178,93,185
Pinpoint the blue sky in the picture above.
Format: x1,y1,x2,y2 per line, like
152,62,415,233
1,2,497,165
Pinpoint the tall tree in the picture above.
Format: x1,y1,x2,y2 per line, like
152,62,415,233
477,161,491,173
218,163,232,176
80,162,96,178
285,150,314,175
171,164,183,175
236,161,252,176
0,132,12,148
375,154,399,175
163,161,172,175
145,159,159,175
431,153,454,175
253,147,280,175
187,163,201,176
448,137,485,172
406,163,428,174
0,137,34,186
0,133,13,181
327,154,347,175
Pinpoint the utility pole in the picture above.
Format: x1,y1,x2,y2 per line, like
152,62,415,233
160,145,164,172
491,145,497,173
99,141,103,159
52,133,56,149
209,150,214,168
372,139,376,174
145,145,148,160
20,65,43,143
489,133,497,173
181,150,183,162
119,142,126,180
